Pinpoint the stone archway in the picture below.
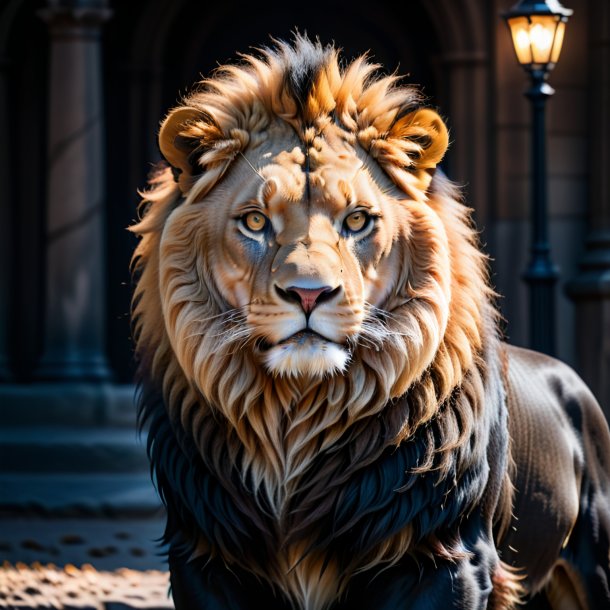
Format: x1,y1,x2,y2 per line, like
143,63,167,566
102,0,498,379
103,0,447,378
420,0,494,230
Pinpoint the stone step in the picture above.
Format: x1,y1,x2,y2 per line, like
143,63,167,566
0,427,149,474
0,384,138,428
0,518,169,571
0,473,162,517
0,384,163,517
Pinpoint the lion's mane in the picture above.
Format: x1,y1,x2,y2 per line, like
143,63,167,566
131,36,511,609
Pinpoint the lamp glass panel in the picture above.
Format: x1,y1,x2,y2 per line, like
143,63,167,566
550,20,566,63
529,15,559,64
508,16,533,65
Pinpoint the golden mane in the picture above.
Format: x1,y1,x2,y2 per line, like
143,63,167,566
130,36,501,607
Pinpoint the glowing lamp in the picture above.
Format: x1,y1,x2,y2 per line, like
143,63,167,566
503,0,572,72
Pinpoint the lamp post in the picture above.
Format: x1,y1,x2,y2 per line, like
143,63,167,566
502,0,572,357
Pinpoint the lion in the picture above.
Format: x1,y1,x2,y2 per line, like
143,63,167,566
130,36,610,610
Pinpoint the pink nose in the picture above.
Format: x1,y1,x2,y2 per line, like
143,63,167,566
277,285,337,314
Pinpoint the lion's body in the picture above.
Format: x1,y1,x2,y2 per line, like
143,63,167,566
500,345,610,609
131,37,610,609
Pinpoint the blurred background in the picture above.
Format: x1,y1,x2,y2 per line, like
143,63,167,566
0,0,608,600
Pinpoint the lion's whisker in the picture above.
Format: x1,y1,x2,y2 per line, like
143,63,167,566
239,151,266,183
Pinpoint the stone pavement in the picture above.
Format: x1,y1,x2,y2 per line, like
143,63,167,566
0,518,174,609
0,563,172,609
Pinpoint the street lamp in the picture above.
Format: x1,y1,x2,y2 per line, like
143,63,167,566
502,0,572,356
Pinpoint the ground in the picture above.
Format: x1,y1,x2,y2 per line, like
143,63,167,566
0,516,172,609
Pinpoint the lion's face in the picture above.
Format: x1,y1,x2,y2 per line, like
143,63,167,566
160,120,411,379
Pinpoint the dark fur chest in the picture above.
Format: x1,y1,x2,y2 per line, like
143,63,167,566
140,383,506,577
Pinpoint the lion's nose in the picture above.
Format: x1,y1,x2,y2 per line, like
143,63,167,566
275,285,339,314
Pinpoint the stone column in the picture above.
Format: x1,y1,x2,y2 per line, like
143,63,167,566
35,0,113,380
566,0,610,414
435,51,491,229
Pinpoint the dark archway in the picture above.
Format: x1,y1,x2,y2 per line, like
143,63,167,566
104,0,443,380
2,0,494,382
0,0,48,381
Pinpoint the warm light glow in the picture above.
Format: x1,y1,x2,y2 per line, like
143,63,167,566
507,14,566,67
530,16,558,63
551,21,566,63
530,24,553,56
516,29,530,49
509,17,533,64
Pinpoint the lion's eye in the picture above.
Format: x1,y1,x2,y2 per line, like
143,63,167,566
343,211,370,235
242,211,268,233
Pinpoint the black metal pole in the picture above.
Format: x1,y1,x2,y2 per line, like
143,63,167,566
522,69,559,356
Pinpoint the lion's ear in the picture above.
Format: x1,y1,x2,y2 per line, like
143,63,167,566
390,108,449,193
158,107,210,193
